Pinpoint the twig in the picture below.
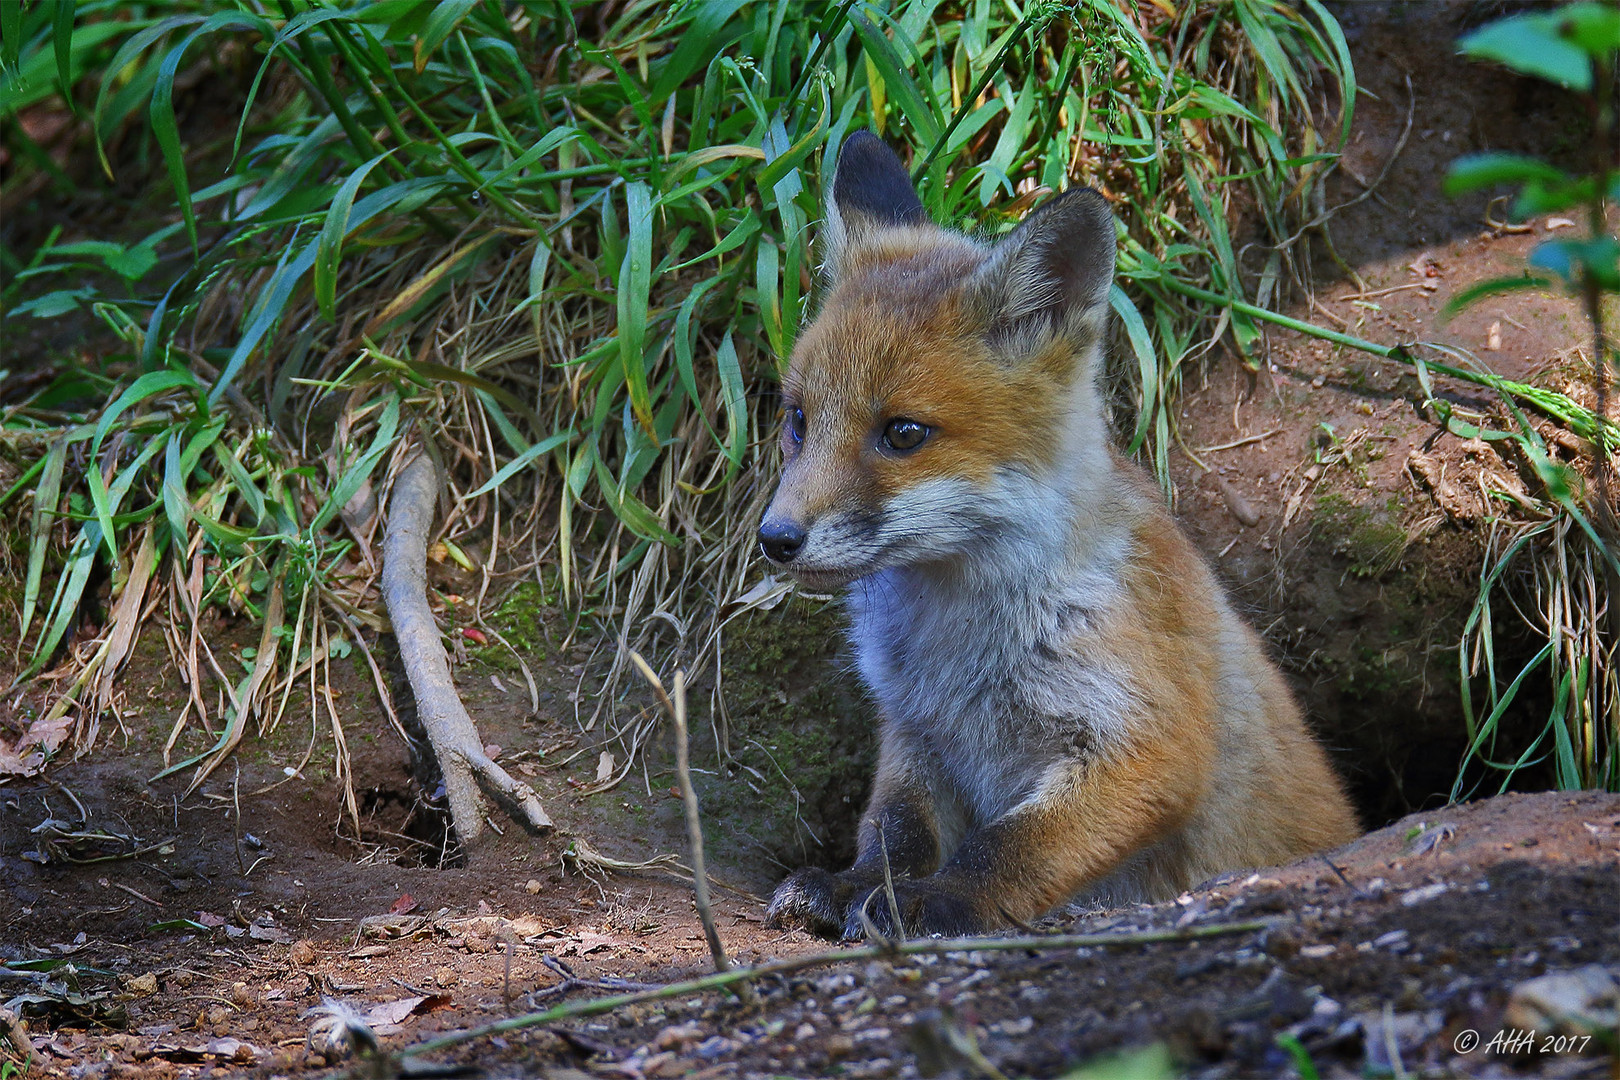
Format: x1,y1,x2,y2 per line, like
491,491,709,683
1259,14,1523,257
502,930,516,1004
232,761,245,876
1338,282,1434,302
381,448,552,846
1485,195,1534,234
1316,853,1367,900
878,826,904,945
628,652,755,1004
528,956,660,1005
112,882,163,907
46,781,88,825
1195,428,1283,454
398,919,1274,1061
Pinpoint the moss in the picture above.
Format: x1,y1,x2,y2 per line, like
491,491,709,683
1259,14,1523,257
1313,492,1410,578
484,581,553,657
693,595,877,873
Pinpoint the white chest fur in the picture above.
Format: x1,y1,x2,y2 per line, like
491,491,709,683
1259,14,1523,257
844,526,1138,826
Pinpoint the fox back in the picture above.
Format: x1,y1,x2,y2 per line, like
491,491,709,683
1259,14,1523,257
760,133,1358,939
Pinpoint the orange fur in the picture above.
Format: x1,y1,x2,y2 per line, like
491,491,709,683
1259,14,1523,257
761,135,1359,939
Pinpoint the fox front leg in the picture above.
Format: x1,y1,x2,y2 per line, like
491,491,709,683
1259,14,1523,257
857,730,1212,939
766,765,941,939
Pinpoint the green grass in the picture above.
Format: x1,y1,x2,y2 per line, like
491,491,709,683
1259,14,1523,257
1,0,1355,790
4,0,1609,802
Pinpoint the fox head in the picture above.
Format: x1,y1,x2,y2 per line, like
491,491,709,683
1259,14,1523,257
758,132,1117,588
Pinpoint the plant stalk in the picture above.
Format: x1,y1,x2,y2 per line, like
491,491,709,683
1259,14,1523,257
399,918,1274,1060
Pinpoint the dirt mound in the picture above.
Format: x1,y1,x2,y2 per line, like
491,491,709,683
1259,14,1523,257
3,780,1613,1077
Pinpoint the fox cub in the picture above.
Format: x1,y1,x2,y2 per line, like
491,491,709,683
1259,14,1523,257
758,132,1359,940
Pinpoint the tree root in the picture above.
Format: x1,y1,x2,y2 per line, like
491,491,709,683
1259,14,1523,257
381,448,552,846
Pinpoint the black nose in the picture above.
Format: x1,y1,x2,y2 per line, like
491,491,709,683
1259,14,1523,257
758,520,806,564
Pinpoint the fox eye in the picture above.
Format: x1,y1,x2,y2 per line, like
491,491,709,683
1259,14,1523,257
787,407,806,444
882,417,930,453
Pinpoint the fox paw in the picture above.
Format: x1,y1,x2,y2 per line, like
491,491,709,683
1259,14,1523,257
766,867,866,939
844,879,991,940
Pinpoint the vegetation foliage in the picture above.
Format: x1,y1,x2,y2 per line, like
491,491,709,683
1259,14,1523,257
0,0,1612,809
1443,0,1620,795
0,0,1354,798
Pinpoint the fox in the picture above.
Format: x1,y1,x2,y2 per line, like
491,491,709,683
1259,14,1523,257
756,132,1360,940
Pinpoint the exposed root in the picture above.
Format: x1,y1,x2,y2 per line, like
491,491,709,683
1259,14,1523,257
381,448,553,846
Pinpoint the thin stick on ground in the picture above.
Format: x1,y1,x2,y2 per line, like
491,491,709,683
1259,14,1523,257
628,652,754,1003
381,448,553,846
398,918,1275,1061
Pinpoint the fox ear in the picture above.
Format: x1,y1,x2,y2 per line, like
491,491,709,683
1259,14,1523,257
823,131,926,277
967,187,1115,356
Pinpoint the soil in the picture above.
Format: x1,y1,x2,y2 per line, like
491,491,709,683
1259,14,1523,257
1168,0,1607,827
2,768,1615,1078
3,4,1618,1080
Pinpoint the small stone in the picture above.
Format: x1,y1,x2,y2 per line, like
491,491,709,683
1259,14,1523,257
825,1034,856,1061
229,982,255,1007
434,966,458,988
124,972,159,996
289,940,318,966
655,1021,703,1050
643,1053,682,1079
526,879,542,894
1506,965,1619,1035
1400,882,1449,907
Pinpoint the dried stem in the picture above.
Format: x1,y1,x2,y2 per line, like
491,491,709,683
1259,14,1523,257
628,652,754,1004
399,918,1275,1061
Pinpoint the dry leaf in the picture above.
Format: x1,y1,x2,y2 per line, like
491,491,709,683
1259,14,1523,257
595,751,615,783
361,996,426,1028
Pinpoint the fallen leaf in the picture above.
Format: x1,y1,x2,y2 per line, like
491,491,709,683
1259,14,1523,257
720,575,792,617
596,751,615,783
1405,821,1457,856
0,715,74,775
389,893,419,916
361,996,425,1027
16,713,73,756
